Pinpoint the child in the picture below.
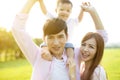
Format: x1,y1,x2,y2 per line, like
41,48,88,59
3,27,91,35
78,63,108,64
39,0,84,62
39,0,83,42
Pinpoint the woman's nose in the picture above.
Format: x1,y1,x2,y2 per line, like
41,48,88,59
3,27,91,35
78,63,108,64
84,46,89,51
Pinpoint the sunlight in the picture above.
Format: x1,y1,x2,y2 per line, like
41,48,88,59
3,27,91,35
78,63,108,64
0,0,120,44
0,0,26,31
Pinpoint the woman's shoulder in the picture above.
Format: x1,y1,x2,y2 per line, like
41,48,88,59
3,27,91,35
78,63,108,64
92,65,107,80
94,65,105,73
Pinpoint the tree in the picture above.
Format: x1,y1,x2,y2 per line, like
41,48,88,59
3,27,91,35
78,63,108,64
33,38,43,46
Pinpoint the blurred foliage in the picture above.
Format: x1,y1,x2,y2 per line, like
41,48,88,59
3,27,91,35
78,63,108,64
33,38,43,46
0,27,43,62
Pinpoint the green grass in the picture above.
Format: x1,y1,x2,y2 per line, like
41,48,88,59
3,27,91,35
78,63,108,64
0,48,120,80
101,48,120,80
0,59,32,80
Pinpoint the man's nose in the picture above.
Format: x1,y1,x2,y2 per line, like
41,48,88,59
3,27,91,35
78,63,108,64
53,38,59,45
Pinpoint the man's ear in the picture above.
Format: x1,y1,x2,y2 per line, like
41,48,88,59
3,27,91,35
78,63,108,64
42,37,47,44
43,36,46,43
66,33,68,41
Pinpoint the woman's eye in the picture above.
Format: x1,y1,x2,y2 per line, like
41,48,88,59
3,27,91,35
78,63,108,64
89,45,95,49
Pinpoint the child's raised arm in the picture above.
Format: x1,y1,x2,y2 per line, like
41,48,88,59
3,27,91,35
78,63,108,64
39,0,47,15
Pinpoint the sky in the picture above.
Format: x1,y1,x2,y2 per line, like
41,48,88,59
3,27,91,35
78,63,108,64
0,0,120,46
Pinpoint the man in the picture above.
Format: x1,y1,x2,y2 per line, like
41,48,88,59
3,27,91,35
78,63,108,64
11,0,76,80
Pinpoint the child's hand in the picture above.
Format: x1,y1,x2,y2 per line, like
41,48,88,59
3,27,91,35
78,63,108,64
41,47,53,61
81,2,94,12
67,58,76,80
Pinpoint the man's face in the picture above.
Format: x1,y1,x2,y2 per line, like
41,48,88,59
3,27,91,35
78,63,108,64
44,30,68,58
56,3,72,21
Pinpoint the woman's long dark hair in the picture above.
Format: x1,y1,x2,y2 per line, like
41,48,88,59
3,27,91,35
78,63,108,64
81,32,104,80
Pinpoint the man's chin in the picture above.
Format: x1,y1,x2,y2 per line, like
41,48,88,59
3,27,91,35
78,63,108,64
51,51,62,55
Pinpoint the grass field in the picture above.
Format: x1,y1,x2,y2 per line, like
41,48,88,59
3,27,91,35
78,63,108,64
101,48,120,80
0,48,120,80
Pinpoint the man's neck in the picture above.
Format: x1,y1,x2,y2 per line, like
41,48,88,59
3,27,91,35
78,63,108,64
54,55,63,60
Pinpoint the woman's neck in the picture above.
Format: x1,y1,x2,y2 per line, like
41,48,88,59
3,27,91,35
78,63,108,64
85,60,93,70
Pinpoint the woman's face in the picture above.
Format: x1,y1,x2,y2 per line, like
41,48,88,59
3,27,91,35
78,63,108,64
80,38,97,62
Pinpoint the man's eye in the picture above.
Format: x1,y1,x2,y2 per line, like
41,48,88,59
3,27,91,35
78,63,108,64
67,10,70,12
81,43,86,46
48,36,53,39
60,9,64,11
58,35,64,38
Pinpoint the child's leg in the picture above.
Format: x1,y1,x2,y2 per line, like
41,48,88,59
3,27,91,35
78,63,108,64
65,43,76,80
65,42,74,58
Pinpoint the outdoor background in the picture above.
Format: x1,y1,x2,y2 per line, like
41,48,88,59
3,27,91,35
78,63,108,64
0,0,120,80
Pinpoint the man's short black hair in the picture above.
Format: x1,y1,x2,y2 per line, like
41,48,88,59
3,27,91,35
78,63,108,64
43,18,68,36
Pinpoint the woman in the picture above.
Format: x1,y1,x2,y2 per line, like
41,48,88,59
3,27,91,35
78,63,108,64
76,32,107,80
